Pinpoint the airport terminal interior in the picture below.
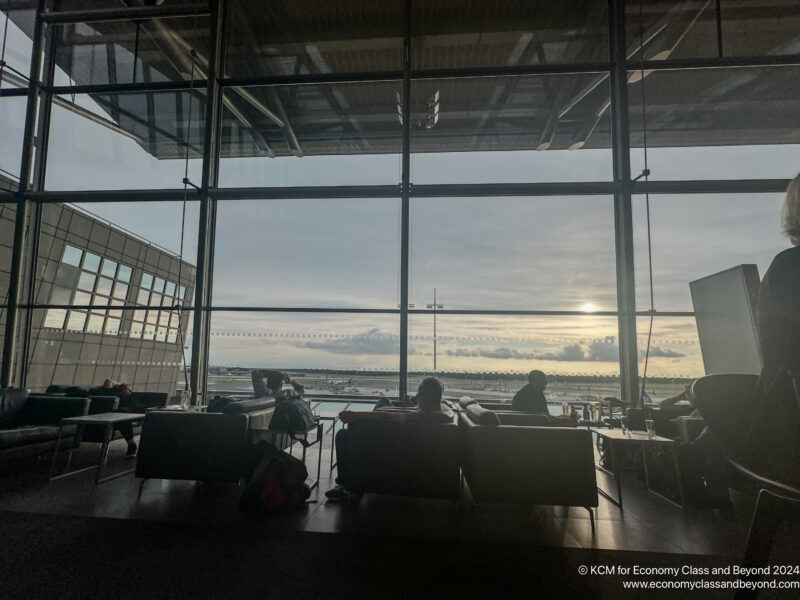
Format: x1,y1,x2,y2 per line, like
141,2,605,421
1,0,800,597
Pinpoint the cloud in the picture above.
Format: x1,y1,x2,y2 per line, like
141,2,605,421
646,346,686,358
303,328,398,355
536,338,619,362
536,343,586,362
445,347,538,360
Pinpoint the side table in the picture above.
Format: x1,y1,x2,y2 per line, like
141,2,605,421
50,412,145,484
590,428,686,511
316,412,339,471
286,420,324,490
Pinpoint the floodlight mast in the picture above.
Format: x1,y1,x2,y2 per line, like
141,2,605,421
426,288,444,373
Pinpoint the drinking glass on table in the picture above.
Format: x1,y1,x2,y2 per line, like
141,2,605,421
645,419,656,439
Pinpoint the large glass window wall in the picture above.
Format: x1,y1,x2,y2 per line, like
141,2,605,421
1,0,796,404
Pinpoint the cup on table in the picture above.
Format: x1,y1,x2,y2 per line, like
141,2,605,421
645,419,656,439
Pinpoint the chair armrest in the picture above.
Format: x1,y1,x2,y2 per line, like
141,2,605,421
87,395,119,414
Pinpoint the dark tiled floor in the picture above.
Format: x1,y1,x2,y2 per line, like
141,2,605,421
0,434,768,558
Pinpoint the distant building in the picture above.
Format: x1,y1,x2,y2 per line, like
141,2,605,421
0,193,194,394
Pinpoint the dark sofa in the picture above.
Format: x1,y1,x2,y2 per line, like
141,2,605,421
458,409,598,519
0,388,90,462
135,397,282,488
338,419,462,502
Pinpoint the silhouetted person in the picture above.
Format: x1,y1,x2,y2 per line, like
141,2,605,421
512,370,548,413
743,172,800,488
325,377,453,502
251,369,305,399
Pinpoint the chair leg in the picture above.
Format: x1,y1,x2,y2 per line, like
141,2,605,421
735,489,797,599
137,478,147,500
586,507,595,534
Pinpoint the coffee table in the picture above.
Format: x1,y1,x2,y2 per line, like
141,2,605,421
590,428,686,511
50,412,145,484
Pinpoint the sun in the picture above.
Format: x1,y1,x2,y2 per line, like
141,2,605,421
580,303,596,313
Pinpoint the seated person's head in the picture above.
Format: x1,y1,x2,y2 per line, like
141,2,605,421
528,370,547,390
111,383,132,396
416,377,444,412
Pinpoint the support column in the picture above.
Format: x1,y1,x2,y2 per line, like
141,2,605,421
1,0,47,388
398,0,411,400
190,0,226,405
609,0,640,407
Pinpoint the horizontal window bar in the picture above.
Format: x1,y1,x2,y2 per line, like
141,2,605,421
411,182,619,197
629,55,800,72
633,179,792,195
24,305,195,311
50,79,208,96
0,87,30,98
220,71,404,88
211,186,401,200
26,189,200,202
202,307,401,314
411,62,613,79
40,4,211,24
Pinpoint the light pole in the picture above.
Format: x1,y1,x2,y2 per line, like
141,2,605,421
427,288,444,372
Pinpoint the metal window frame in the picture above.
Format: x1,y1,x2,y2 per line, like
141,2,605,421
2,0,795,402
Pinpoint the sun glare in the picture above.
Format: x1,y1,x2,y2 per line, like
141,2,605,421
581,303,596,313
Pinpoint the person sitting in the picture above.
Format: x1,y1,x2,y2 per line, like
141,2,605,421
511,370,548,413
324,376,453,502
657,384,700,417
251,369,305,400
92,379,138,457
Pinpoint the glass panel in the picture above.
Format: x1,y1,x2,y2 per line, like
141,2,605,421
136,290,149,304
208,312,401,395
410,314,621,403
100,258,117,278
112,282,128,300
66,310,86,332
72,291,91,306
86,313,105,334
143,323,156,340
49,286,72,305
96,276,113,296
52,17,210,87
54,264,80,289
133,310,146,322
0,5,33,86
83,252,101,272
77,272,96,292
632,194,787,311
411,75,613,184
129,321,143,339
626,0,800,60
141,273,153,289
413,0,608,69
411,196,616,310
62,245,83,267
164,281,176,297
213,198,400,308
218,82,402,187
146,311,158,324
43,309,67,329
150,293,162,307
179,285,186,300
0,98,25,186
629,66,800,180
153,277,165,294
118,264,132,283
155,326,167,342
167,329,178,343
225,0,403,78
46,91,204,190
637,317,703,385
105,317,120,335
158,312,170,326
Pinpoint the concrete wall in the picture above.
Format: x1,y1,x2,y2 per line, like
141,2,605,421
0,202,195,394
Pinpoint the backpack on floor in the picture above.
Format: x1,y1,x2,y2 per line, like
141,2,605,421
238,441,310,514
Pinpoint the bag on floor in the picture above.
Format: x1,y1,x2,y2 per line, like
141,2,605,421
238,441,310,514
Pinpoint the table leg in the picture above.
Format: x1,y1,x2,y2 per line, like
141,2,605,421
49,425,65,477
612,441,623,510
642,442,685,510
95,424,112,484
671,444,687,510
316,423,323,485
330,417,338,471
